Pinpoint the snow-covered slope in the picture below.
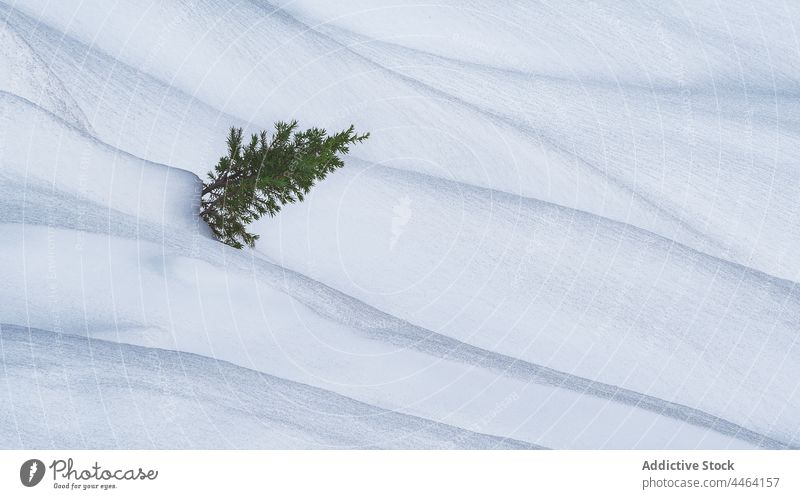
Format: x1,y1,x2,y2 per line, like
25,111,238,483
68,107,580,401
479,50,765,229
0,0,798,449
0,93,201,231
0,18,92,133
9,0,800,280
1,324,535,449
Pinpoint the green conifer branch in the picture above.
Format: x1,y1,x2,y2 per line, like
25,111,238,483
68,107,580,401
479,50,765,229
200,122,369,249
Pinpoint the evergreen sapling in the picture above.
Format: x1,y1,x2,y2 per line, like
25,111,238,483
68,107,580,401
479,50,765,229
201,121,369,248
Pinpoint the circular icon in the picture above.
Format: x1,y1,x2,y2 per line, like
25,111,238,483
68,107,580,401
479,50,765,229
20,459,45,487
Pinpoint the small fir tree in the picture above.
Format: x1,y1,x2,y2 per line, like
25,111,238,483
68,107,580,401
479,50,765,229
201,121,369,248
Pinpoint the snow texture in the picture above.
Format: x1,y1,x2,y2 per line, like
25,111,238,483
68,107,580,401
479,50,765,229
0,0,798,449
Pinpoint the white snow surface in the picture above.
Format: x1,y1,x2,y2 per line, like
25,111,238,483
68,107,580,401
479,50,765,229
0,0,798,449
